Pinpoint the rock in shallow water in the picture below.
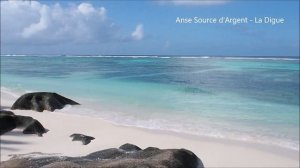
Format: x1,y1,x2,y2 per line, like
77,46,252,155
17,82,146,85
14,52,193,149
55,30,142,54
0,144,204,168
11,92,79,112
0,110,48,136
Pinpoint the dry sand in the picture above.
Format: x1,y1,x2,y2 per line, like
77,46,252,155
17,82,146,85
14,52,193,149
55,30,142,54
0,90,299,167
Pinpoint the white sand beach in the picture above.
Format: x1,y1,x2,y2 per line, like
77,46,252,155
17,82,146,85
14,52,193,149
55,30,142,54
0,90,299,167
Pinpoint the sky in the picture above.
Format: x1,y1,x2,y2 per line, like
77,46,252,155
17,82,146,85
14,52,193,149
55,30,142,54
1,0,299,56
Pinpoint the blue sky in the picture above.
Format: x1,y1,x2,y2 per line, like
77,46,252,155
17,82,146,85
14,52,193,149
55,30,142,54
1,0,299,56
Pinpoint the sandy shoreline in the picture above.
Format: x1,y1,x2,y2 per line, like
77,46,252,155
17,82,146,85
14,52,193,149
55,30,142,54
0,90,299,167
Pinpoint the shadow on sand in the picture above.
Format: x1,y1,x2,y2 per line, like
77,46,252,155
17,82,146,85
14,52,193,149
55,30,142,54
0,106,12,110
0,146,19,152
0,139,30,145
1,130,32,154
2,130,25,136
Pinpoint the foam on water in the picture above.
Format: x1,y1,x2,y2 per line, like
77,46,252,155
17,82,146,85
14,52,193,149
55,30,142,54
223,57,300,61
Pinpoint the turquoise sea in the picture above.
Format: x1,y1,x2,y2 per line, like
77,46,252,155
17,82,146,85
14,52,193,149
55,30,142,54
1,55,299,150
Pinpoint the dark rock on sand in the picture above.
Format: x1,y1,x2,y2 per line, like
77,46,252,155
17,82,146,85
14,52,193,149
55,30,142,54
119,143,142,152
70,134,95,145
41,161,81,168
144,146,160,152
11,92,79,112
0,158,32,168
0,110,15,116
0,110,47,136
0,114,17,135
85,148,124,160
21,118,48,136
0,144,204,168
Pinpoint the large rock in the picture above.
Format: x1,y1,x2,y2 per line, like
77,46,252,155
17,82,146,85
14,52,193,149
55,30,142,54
21,117,48,136
0,144,204,168
85,148,124,160
11,92,79,112
0,114,17,135
119,143,142,152
0,110,48,136
0,110,15,116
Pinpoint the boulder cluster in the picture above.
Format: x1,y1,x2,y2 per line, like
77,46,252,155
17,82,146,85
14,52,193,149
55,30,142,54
0,143,204,168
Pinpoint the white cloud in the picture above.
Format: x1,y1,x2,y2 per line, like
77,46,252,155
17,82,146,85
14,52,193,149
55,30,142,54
98,7,107,17
78,3,96,15
131,24,144,40
22,4,49,38
1,1,141,45
160,0,229,6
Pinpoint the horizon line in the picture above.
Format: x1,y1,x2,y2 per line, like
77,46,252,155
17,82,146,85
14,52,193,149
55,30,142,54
0,54,299,58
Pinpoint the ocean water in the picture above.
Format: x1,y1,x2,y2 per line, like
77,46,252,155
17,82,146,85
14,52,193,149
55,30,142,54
1,55,299,150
